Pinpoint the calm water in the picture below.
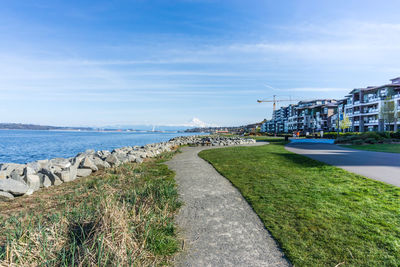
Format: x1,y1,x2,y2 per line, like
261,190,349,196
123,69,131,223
0,130,199,164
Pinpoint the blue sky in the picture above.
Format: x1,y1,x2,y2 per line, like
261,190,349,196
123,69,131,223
1,0,400,127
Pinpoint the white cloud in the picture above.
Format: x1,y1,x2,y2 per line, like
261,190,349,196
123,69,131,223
283,87,350,92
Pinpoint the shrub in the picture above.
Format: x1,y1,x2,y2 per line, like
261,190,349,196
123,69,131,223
352,139,364,145
365,138,377,144
323,132,338,139
390,131,400,139
342,136,353,142
350,135,362,141
334,136,348,144
378,131,391,139
359,132,384,141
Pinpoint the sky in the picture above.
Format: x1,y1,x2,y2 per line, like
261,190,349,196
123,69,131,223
1,0,400,127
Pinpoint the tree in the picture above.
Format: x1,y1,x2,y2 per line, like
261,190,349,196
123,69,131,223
339,113,351,132
380,97,395,131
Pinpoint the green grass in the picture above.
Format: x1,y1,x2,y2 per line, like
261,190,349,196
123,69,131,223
342,143,400,153
0,151,181,266
199,138,400,267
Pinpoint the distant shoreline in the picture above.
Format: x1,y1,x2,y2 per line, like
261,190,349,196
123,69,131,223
0,123,206,133
0,128,191,134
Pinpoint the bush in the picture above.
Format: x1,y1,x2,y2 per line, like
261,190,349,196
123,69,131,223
334,137,345,144
321,132,362,139
365,138,377,144
352,139,364,145
390,131,400,139
350,135,362,141
324,132,338,139
359,132,384,141
378,131,391,139
383,139,393,144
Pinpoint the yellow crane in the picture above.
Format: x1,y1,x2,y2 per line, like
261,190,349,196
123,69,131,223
257,95,306,113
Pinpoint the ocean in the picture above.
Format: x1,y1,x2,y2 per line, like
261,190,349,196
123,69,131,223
0,130,199,164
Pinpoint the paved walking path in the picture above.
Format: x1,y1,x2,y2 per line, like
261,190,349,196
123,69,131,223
166,143,290,267
285,143,400,187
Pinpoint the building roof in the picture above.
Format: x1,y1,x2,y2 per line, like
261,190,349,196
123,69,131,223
325,103,338,107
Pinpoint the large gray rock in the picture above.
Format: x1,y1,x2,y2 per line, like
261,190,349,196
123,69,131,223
69,166,78,181
114,152,129,163
105,154,120,166
50,158,71,169
39,168,63,186
0,179,29,196
38,172,52,188
127,155,137,163
0,163,25,179
92,157,110,170
10,169,25,183
97,150,111,160
80,157,98,171
0,191,14,201
24,174,41,191
135,157,144,164
26,162,41,173
133,151,148,158
24,166,36,176
55,167,76,183
85,149,95,155
71,154,85,167
77,168,92,177
37,159,50,169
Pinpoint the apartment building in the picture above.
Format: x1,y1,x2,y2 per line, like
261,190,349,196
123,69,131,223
262,100,337,134
344,78,400,132
262,106,289,134
261,77,400,134
329,99,346,132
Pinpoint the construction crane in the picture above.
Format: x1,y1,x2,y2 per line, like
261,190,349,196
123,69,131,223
257,95,305,113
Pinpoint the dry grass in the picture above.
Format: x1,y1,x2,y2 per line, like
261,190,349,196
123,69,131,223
0,151,181,266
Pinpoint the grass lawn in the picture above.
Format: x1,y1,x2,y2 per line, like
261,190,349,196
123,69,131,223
342,143,400,153
0,152,181,266
199,138,400,267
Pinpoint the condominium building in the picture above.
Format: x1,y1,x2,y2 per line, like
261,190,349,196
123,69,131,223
262,100,337,134
260,76,400,134
344,78,400,132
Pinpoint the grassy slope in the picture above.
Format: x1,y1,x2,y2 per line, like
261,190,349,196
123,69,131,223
199,138,400,267
0,152,181,266
342,143,400,153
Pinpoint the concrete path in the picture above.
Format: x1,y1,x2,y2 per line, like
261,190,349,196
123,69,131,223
285,143,400,187
166,144,290,267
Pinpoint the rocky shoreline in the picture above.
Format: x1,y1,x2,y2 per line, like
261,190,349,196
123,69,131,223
0,136,255,201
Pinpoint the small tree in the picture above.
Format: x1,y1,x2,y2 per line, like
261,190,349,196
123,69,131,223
380,97,395,131
340,113,351,132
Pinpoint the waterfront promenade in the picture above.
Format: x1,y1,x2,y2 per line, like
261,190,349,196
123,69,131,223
167,143,290,267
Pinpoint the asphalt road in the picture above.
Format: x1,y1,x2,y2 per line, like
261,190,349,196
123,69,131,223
166,143,290,267
285,143,400,187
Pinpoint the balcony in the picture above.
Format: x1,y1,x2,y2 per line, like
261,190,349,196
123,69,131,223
344,104,353,109
353,121,360,126
354,101,361,105
363,109,379,114
363,98,380,104
364,120,378,124
353,111,361,115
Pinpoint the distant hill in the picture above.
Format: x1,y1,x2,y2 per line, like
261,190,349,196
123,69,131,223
185,121,264,134
0,123,93,131
0,123,191,132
